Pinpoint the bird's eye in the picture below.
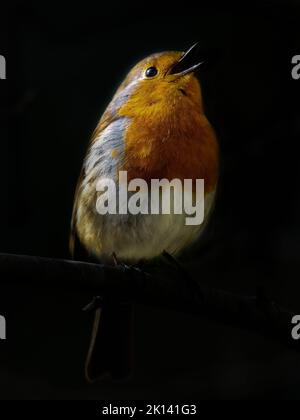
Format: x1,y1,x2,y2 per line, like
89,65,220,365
145,66,158,78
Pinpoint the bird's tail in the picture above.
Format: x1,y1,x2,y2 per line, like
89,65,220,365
85,302,134,382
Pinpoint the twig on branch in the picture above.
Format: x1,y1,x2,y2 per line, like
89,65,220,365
0,253,298,352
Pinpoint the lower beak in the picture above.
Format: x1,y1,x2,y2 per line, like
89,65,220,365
169,42,203,76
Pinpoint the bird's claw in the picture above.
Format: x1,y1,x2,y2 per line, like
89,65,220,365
112,252,149,277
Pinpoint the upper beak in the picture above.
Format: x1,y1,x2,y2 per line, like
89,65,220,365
169,42,204,76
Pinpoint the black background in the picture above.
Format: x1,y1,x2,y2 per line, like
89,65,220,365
0,0,300,399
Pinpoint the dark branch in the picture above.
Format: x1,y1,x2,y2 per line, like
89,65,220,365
0,253,298,352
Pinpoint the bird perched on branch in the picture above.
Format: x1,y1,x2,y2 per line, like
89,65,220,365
70,43,219,382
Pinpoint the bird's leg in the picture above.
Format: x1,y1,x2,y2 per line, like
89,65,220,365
162,251,203,299
83,254,149,313
112,252,119,266
83,295,104,312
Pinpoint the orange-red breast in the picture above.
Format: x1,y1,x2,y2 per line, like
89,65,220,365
70,43,219,381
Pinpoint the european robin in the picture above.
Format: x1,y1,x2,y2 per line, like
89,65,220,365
70,43,219,381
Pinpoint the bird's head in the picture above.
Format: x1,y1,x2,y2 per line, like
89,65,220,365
111,43,205,120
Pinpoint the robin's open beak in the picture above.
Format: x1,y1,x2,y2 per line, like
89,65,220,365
169,42,203,76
